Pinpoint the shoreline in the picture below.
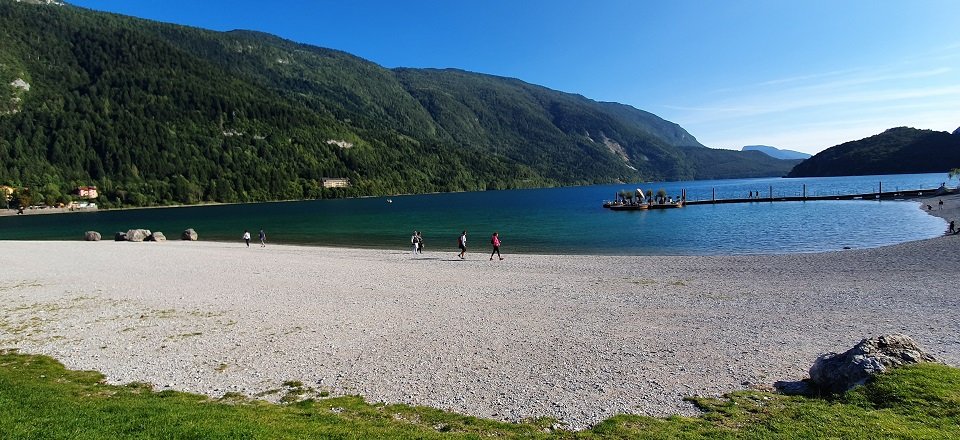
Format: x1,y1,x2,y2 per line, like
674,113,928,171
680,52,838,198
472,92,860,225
918,191,959,226
2,229,959,429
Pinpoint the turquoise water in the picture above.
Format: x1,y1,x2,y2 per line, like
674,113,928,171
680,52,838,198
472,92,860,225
0,173,950,255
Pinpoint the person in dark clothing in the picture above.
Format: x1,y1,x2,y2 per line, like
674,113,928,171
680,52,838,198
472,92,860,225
458,231,467,259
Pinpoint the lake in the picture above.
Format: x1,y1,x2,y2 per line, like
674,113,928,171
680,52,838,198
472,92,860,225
0,173,950,255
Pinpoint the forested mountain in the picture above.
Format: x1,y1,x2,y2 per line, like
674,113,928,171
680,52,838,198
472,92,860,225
787,127,960,177
678,147,802,180
741,145,811,160
0,1,795,208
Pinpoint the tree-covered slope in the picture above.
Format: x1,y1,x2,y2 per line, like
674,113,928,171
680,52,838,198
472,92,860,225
394,68,690,182
680,147,801,179
787,127,960,177
0,1,794,207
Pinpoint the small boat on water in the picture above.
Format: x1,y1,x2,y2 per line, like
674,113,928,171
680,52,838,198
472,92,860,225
607,202,649,211
648,201,683,209
607,201,683,210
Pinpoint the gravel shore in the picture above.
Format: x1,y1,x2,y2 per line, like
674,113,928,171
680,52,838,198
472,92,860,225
2,197,959,429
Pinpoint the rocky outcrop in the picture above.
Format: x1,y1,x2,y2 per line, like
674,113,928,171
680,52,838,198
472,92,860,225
181,228,198,241
149,232,166,242
125,229,152,242
808,334,939,394
83,231,101,241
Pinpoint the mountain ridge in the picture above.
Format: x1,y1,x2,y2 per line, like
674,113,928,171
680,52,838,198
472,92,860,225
787,127,960,178
742,145,811,160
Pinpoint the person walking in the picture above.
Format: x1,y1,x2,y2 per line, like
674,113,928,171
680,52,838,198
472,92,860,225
411,230,419,255
458,230,467,259
416,231,424,254
242,230,251,247
939,199,944,210
950,220,956,235
259,228,266,247
489,232,503,261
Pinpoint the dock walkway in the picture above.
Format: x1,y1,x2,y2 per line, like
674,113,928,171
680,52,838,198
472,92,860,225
685,188,942,205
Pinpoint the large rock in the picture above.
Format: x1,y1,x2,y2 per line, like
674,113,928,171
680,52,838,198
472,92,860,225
809,334,939,393
83,231,101,241
125,229,152,242
181,228,198,241
149,232,166,242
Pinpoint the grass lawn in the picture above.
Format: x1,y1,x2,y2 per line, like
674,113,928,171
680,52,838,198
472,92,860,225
1,350,958,439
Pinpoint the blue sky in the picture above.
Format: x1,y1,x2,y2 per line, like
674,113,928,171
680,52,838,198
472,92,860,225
68,0,960,154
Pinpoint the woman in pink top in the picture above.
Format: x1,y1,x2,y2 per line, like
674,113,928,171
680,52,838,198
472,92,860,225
489,232,503,261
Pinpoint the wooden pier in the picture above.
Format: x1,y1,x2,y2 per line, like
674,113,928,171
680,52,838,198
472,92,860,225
685,187,940,205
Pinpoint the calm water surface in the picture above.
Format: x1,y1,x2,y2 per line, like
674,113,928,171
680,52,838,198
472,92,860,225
0,173,950,255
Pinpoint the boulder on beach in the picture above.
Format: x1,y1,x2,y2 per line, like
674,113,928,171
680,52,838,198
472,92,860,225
83,231,101,241
149,232,166,242
181,228,198,241
808,334,939,394
114,232,127,241
125,229,152,242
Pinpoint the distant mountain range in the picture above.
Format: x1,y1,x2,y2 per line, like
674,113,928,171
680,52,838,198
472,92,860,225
787,127,960,177
741,145,811,160
0,0,796,207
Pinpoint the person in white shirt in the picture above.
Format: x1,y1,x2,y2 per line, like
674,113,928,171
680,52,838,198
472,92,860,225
242,230,251,247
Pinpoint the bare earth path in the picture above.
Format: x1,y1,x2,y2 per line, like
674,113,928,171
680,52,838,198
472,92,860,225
1,201,958,429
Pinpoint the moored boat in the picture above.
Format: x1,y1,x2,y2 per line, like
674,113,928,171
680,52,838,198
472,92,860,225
647,201,684,209
608,203,649,211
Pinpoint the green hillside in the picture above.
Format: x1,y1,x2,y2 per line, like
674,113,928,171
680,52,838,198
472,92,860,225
0,1,794,208
787,127,960,177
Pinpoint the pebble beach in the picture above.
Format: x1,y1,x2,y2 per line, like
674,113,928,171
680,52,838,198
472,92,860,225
1,196,958,430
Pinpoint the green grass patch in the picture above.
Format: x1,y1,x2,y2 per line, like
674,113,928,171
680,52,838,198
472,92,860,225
1,350,958,438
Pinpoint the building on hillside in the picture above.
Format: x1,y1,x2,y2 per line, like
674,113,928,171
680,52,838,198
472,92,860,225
75,186,99,199
321,178,351,189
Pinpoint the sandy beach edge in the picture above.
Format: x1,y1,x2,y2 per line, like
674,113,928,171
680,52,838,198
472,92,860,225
1,194,958,430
